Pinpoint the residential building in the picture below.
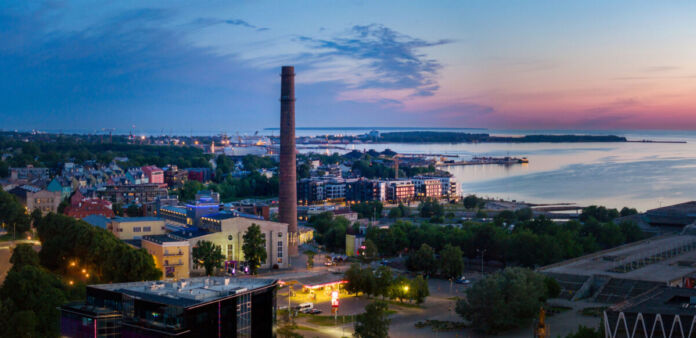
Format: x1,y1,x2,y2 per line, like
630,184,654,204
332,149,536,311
108,216,166,240
141,165,164,185
163,165,188,188
412,178,442,199
186,168,213,182
413,175,460,198
46,177,72,200
98,184,167,204
64,197,115,219
346,179,386,202
157,205,188,225
60,277,278,337
385,180,415,203
142,235,190,280
9,185,61,214
9,165,49,183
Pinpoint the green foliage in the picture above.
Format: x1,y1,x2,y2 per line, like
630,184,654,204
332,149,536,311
463,194,485,209
210,172,279,202
407,243,437,276
126,204,141,217
579,205,620,222
192,240,224,276
360,239,379,261
112,202,124,216
374,266,393,299
0,265,67,337
620,207,638,217
388,203,411,219
0,160,9,178
10,244,39,272
411,275,430,304
178,180,205,201
0,189,31,236
354,300,391,338
304,250,315,269
241,154,276,171
439,244,464,279
344,263,364,296
565,325,603,338
351,160,394,179
297,163,311,179
351,201,383,219
307,212,349,252
0,137,212,169
419,198,444,218
242,224,267,275
57,198,69,214
455,267,552,334
544,276,561,299
36,213,161,282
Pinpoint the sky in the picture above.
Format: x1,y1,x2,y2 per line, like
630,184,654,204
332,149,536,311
3,0,696,134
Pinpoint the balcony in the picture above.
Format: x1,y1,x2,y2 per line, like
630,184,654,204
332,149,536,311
163,251,184,256
164,261,184,267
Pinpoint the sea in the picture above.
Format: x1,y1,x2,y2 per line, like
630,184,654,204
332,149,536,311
289,128,696,212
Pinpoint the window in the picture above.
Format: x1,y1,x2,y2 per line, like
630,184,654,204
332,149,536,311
278,232,283,238
143,226,151,232
133,227,141,232
277,241,283,259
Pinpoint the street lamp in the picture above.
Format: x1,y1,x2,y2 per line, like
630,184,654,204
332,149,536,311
476,248,487,275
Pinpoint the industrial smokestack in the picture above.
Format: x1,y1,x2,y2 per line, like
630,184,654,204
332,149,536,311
279,66,299,257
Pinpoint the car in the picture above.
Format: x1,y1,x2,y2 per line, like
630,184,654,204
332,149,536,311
324,261,334,266
455,277,471,284
306,308,322,315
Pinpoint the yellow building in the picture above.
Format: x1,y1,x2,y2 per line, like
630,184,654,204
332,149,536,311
298,225,315,244
141,235,190,280
108,216,166,240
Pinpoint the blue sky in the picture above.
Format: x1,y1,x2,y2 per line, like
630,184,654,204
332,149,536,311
3,1,696,134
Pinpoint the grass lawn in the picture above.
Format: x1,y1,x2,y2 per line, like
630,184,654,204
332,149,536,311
0,233,14,242
387,300,422,308
580,306,607,317
301,310,397,327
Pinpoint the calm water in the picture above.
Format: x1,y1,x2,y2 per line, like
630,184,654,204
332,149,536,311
298,129,696,211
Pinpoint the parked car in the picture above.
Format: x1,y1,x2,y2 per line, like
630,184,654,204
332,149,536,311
455,277,471,284
295,303,313,312
306,308,322,315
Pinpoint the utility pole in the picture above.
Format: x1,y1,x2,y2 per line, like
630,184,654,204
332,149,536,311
476,248,487,275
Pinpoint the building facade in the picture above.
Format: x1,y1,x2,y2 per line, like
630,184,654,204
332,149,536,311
9,185,62,214
108,217,166,240
175,214,289,270
98,184,168,204
142,235,190,280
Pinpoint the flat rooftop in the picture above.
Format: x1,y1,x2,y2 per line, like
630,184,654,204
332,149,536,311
112,216,163,223
542,234,696,283
90,277,277,308
609,286,696,316
142,234,188,245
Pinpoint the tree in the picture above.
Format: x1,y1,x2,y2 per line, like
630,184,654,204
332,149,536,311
0,265,67,337
112,202,124,216
30,208,42,227
351,201,383,219
619,207,638,217
126,204,142,217
463,195,483,209
411,274,430,304
0,190,31,236
0,160,9,178
354,301,391,338
9,244,39,272
407,243,437,276
419,198,444,218
439,244,464,279
387,207,402,219
375,266,393,299
297,163,311,179
455,267,551,334
57,198,69,214
361,239,379,261
304,250,315,269
192,240,224,276
242,224,267,275
345,263,364,296
179,180,205,201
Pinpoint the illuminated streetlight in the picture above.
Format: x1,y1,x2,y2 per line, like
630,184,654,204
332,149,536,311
70,261,76,267
403,285,409,292
68,280,74,286
85,273,90,278
81,269,86,274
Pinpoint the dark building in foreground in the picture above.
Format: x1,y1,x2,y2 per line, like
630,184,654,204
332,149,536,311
60,277,277,337
604,286,696,338
279,65,298,257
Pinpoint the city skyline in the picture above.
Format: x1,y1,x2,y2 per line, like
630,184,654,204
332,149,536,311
4,1,696,131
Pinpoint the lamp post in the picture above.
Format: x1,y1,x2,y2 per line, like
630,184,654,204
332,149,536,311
476,248,487,275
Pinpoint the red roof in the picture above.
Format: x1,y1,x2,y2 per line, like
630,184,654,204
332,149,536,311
65,198,115,218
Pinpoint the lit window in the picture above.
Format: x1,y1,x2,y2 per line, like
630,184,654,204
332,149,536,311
133,227,141,232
